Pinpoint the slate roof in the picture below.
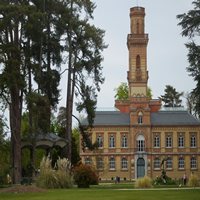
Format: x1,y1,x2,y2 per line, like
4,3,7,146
151,111,200,126
82,111,129,126
82,110,200,126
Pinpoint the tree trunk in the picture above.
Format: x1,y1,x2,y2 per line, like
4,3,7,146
65,50,73,162
10,88,22,184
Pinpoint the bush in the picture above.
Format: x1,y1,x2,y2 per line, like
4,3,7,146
36,156,73,189
73,163,98,188
153,175,177,185
135,176,152,188
188,174,200,187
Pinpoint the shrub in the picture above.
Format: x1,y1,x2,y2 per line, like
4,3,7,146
153,175,177,185
73,163,98,188
135,176,152,188
188,174,200,187
36,156,73,189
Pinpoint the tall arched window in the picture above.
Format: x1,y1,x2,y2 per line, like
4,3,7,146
136,20,139,34
136,135,145,152
136,55,141,69
138,111,143,124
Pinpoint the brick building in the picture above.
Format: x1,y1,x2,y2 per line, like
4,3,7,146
80,6,200,181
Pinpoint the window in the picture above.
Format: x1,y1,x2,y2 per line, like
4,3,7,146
178,134,184,148
154,135,160,148
97,135,103,148
85,157,92,165
166,157,172,169
121,134,128,148
154,158,160,169
178,157,185,169
166,135,172,148
121,158,128,170
137,135,145,152
109,135,115,148
96,157,104,169
190,157,197,169
109,157,115,170
136,55,141,68
138,111,143,124
190,135,196,148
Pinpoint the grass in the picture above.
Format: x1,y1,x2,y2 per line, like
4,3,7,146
0,185,200,200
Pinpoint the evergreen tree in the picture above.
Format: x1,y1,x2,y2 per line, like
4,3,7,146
177,0,200,117
0,0,64,183
160,85,183,107
61,1,107,161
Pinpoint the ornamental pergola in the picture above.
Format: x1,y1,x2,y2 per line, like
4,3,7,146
21,132,67,150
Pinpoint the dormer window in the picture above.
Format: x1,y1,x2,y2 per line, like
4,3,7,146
138,111,143,124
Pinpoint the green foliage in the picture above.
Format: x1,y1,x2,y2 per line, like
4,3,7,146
114,82,129,100
160,85,183,107
36,156,73,189
73,163,98,188
188,174,200,187
153,175,177,186
147,87,153,99
0,188,200,200
114,83,153,100
177,0,200,118
135,176,152,188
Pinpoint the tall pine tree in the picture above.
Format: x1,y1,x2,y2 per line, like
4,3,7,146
177,0,200,117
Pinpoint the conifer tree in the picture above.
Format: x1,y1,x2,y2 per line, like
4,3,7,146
177,0,200,117
160,85,183,107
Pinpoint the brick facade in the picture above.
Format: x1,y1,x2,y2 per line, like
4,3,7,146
80,6,200,181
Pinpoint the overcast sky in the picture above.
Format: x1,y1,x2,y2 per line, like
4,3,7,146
59,0,194,110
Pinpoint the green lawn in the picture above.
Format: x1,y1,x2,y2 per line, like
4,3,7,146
0,188,200,200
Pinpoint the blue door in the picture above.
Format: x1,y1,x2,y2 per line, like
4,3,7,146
137,158,145,178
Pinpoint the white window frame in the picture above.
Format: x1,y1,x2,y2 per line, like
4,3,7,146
97,135,103,148
190,135,196,148
166,157,172,169
121,134,128,148
154,158,160,169
166,135,172,148
154,135,160,148
96,157,104,169
178,157,185,169
178,135,184,148
121,158,128,170
136,135,145,152
190,157,197,169
109,157,115,170
109,135,115,148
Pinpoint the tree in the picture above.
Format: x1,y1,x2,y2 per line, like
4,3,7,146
185,92,198,117
177,0,200,117
160,85,183,107
114,82,129,100
0,0,65,183
62,1,107,161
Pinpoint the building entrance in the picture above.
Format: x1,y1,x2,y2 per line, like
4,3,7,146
137,158,145,178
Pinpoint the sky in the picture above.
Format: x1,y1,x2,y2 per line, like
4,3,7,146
59,0,195,111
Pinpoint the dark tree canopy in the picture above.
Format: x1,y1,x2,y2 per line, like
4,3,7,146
0,0,106,182
177,0,200,117
160,85,183,107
